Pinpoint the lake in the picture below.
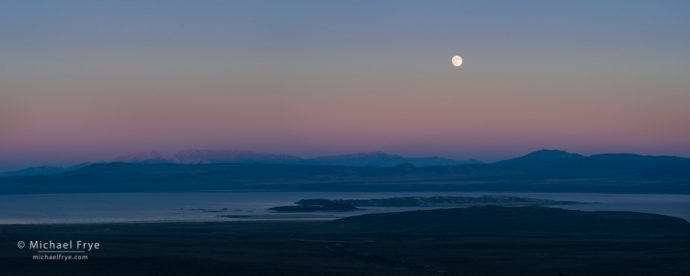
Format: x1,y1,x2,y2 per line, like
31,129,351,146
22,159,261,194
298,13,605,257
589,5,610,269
1,192,689,224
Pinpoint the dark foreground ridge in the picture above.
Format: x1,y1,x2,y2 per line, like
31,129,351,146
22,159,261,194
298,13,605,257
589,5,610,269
331,206,690,236
1,206,689,275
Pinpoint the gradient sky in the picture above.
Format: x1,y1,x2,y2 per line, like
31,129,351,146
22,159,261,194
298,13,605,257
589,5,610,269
1,0,690,170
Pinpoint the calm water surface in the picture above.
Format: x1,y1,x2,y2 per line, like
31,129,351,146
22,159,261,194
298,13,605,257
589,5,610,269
0,192,688,224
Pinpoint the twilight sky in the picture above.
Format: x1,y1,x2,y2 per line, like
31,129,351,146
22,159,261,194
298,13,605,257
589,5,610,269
1,0,690,170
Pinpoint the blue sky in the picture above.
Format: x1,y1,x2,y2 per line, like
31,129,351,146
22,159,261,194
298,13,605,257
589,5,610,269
1,0,689,170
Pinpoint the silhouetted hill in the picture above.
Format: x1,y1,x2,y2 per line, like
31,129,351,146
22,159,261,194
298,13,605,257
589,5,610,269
497,149,585,166
331,206,690,236
589,153,690,172
0,166,68,176
497,149,690,177
0,163,90,177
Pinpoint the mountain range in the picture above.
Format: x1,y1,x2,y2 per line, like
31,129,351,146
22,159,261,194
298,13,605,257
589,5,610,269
2,149,480,176
115,149,480,167
1,149,690,194
496,149,690,176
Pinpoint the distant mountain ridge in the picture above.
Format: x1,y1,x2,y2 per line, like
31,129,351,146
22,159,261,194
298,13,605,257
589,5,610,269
309,151,477,167
115,149,302,164
496,149,690,176
0,163,90,177
2,148,690,194
3,149,475,176
497,149,585,164
114,149,480,167
3,149,689,184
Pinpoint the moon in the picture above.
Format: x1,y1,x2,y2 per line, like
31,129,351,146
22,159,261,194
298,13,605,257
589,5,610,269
451,55,463,68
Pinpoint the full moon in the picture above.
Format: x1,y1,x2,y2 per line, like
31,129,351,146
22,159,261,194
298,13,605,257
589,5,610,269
451,55,463,68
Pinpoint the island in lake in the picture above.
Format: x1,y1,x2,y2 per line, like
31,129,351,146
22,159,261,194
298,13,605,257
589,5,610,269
269,195,587,212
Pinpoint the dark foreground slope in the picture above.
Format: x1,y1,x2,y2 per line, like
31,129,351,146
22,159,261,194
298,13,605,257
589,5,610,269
332,206,690,236
1,206,689,276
